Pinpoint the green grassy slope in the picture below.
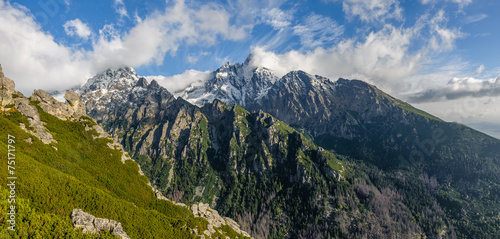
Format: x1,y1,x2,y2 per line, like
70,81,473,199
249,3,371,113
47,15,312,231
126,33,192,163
0,103,227,238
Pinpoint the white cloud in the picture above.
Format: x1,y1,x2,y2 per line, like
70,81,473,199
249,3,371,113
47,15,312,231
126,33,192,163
341,0,403,23
293,13,344,49
249,24,419,93
186,52,210,64
146,69,212,93
0,0,252,94
428,10,465,52
0,1,91,95
260,8,293,30
476,64,485,75
114,0,128,19
63,0,70,9
408,76,500,103
421,0,472,8
465,13,487,24
63,18,92,38
89,0,251,73
412,95,500,124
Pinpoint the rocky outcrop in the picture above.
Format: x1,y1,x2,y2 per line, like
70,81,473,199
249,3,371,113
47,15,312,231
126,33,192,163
10,88,88,145
190,202,252,238
71,209,130,239
14,97,56,144
0,64,19,107
65,90,87,116
31,89,85,120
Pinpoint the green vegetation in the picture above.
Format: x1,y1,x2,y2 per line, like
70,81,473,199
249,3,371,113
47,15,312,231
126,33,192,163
91,93,500,238
0,186,116,238
397,100,443,121
0,104,232,238
379,90,443,122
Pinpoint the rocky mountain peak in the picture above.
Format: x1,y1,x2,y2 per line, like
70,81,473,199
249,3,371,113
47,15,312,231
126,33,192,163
177,56,279,107
79,67,139,95
136,77,149,88
147,79,161,89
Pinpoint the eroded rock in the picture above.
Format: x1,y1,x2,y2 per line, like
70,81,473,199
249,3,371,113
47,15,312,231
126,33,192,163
0,64,16,106
31,89,85,120
71,209,130,239
14,97,56,144
190,202,252,238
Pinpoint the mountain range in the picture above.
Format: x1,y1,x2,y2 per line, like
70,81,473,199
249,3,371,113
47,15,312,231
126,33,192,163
71,57,500,238
1,56,499,238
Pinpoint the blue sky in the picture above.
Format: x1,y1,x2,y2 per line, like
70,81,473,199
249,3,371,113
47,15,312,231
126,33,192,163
1,0,499,128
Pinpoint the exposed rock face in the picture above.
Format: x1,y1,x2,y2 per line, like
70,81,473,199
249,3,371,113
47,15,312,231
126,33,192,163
14,97,56,144
10,88,89,145
31,89,85,120
71,209,130,239
65,90,86,116
0,64,17,107
190,202,252,238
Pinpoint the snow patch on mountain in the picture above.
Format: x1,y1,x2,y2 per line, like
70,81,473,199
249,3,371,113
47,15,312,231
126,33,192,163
176,58,279,107
78,67,139,95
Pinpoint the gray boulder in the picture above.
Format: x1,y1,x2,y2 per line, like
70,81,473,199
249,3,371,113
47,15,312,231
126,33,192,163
71,209,130,239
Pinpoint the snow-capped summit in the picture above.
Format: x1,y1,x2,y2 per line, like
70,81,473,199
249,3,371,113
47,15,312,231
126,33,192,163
176,56,279,107
79,67,140,95
77,66,176,125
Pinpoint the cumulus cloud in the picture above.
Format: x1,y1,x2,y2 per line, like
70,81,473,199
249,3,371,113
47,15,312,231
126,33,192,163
407,76,500,103
248,24,419,92
340,0,403,23
0,1,91,94
63,18,92,38
146,69,212,93
0,0,252,94
89,0,251,73
293,13,344,49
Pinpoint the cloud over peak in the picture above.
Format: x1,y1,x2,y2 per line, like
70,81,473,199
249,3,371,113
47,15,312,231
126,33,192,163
408,76,500,103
